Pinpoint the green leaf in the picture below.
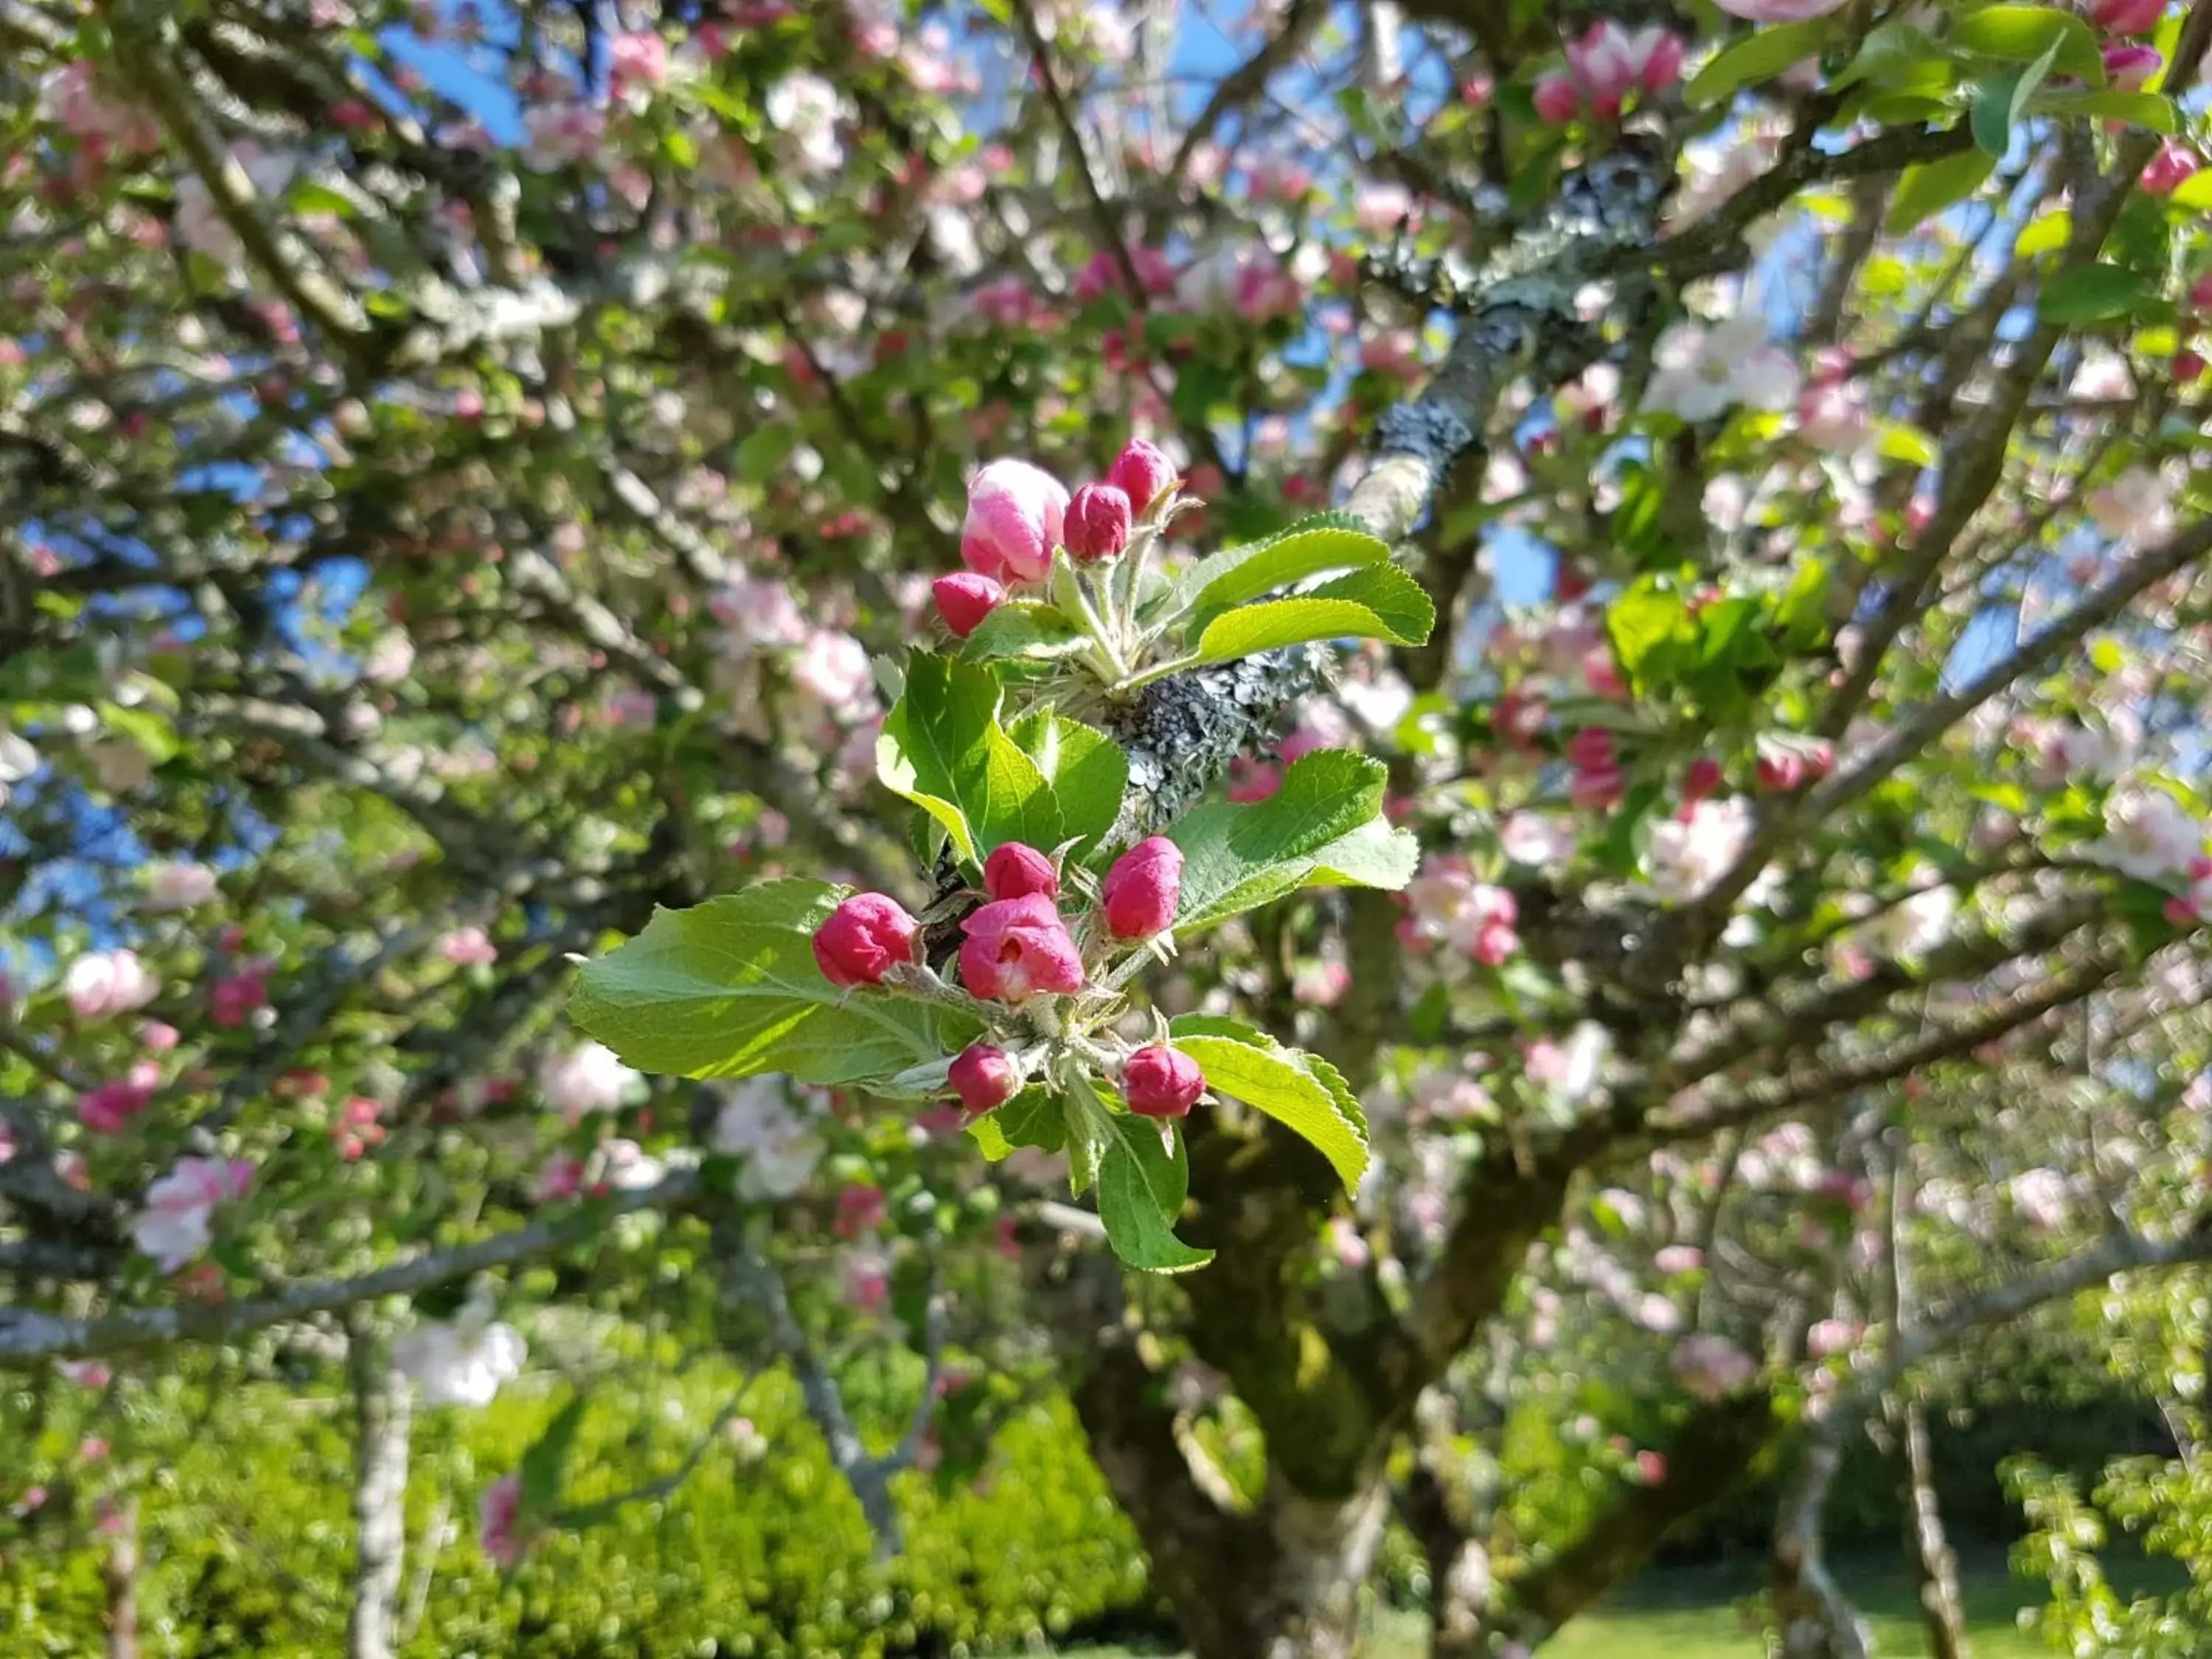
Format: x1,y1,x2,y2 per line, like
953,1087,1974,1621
967,1087,1065,1161
569,880,973,1083
1098,1116,1212,1272
1885,150,1997,234
1600,779,1666,877
1830,21,1943,93
1973,32,2062,157
1306,564,1437,642
1168,1017,1369,1192
1006,709,1128,859
1063,1085,1112,1200
2028,88,2178,133
1950,6,2104,83
878,653,1061,861
520,1396,587,1513
1172,513,1391,625
1875,423,1938,467
97,701,178,765
734,425,799,482
1165,751,1416,931
2012,211,2070,257
1686,18,1836,107
289,180,356,218
1191,563,1435,663
1605,581,1696,690
2039,262,2159,324
959,602,1092,664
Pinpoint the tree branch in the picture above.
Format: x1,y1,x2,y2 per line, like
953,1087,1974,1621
0,1170,700,1364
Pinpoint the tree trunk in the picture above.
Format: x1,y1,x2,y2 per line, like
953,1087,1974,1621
103,1495,139,1659
1771,1437,1874,1659
1899,1396,1970,1659
1067,1340,1386,1659
347,1327,413,1659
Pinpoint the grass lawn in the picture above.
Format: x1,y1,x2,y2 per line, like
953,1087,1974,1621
1064,1554,2056,1657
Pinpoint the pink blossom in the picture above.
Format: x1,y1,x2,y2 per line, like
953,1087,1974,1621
534,1150,585,1203
64,949,159,1020
1124,1045,1206,1119
1654,1244,1704,1274
1354,182,1414,237
1672,1334,1757,1400
1806,1318,1862,1360
1227,757,1282,802
1714,0,1848,18
836,1183,887,1238
80,1062,159,1134
522,102,605,171
2141,139,2199,195
2105,44,2163,87
1562,23,1683,119
479,1473,528,1568
608,32,668,91
961,459,1069,584
1403,858,1520,963
1532,72,1579,125
209,970,268,1028
844,1248,891,1314
813,894,920,988
1292,959,1350,1006
959,894,1085,1004
1325,1216,1371,1270
440,926,498,967
2093,0,2167,33
145,860,219,910
133,1156,254,1271
57,1359,112,1391
791,630,874,712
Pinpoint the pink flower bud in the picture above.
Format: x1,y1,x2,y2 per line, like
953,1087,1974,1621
949,1043,1019,1114
1064,482,1133,562
933,571,1004,639
1683,757,1723,805
2178,348,2208,382
1756,749,1806,793
812,893,920,987
1565,728,1615,771
2104,44,2162,87
2093,0,2166,34
961,458,1068,584
2140,139,2199,195
958,894,1085,1004
1532,72,1579,125
1100,836,1183,939
1123,1045,1205,1119
984,842,1060,902
1106,437,1179,513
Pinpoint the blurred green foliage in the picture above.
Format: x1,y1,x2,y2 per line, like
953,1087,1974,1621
1,1354,1148,1658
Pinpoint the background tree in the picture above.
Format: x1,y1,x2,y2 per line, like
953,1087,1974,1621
7,4,2212,1658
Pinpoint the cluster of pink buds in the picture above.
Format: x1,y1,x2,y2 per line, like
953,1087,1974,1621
933,438,1183,641
1534,23,1683,124
813,834,1202,1119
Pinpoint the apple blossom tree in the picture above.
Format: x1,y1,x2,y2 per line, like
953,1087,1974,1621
9,1,2212,1656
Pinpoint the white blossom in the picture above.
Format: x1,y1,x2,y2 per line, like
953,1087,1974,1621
1644,318,1801,422
537,1041,639,1121
394,1297,527,1407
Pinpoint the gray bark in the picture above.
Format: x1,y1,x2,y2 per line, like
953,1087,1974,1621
103,1495,139,1659
347,1326,413,1659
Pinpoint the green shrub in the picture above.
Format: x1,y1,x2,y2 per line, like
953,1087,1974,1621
1,1360,1149,1658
